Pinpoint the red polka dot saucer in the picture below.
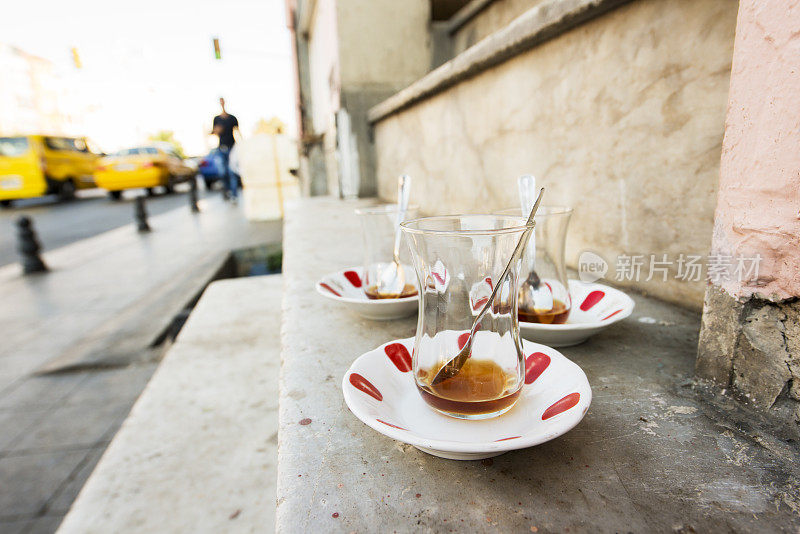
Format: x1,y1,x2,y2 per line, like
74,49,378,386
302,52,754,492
316,266,419,321
342,337,591,460
520,281,635,347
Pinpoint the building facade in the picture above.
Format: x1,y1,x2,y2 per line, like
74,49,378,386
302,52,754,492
286,0,433,198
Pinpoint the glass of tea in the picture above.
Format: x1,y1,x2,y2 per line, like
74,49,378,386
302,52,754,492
497,206,573,325
355,205,419,299
400,215,529,419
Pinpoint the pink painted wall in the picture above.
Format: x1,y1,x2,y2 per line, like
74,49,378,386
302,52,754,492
711,0,800,300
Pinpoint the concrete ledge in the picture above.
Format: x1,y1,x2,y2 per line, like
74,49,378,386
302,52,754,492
57,275,282,533
276,197,800,532
368,0,632,123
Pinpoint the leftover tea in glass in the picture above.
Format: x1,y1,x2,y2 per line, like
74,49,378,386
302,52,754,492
498,207,573,325
355,205,418,299
416,359,522,417
364,284,418,300
401,215,529,420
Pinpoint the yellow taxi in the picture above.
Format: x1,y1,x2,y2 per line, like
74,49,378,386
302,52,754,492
95,144,196,199
0,135,99,206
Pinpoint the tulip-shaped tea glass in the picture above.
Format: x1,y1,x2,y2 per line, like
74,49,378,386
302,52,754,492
497,206,573,324
355,205,419,299
400,215,529,419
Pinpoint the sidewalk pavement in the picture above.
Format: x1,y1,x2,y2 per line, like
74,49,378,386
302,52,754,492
58,276,281,534
0,195,281,533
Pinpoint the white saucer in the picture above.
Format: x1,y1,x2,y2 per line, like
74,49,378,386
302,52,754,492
342,337,591,460
519,280,635,347
316,266,418,321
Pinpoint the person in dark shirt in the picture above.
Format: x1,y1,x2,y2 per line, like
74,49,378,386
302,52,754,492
211,97,241,202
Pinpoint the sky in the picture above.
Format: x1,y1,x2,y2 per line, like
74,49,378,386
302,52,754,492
1,0,296,155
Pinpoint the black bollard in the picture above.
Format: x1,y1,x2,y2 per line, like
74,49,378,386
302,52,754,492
134,196,151,233
189,177,200,213
16,216,48,274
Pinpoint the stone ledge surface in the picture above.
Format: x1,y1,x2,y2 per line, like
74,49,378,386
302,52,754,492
277,197,800,533
57,275,282,534
368,0,631,123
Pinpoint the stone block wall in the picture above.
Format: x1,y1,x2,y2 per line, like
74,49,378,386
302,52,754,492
698,290,800,422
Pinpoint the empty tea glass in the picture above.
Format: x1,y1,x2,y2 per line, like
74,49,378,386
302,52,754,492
497,206,573,324
400,215,529,419
355,205,419,299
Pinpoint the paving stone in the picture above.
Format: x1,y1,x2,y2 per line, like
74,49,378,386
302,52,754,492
9,403,131,454
0,450,85,517
47,448,105,515
0,375,87,411
0,518,30,534
0,411,49,453
19,514,63,534
61,364,157,407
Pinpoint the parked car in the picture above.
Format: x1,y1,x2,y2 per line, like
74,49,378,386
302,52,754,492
197,147,243,191
197,148,225,189
95,144,196,199
0,135,99,206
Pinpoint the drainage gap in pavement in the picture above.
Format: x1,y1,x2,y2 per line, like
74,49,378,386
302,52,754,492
154,243,283,345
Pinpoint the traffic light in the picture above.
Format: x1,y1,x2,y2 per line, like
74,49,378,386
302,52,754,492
212,38,221,60
71,47,82,69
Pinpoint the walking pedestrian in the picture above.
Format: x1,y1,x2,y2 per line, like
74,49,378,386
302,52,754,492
211,97,241,203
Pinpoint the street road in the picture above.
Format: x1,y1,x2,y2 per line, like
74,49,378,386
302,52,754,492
0,185,215,267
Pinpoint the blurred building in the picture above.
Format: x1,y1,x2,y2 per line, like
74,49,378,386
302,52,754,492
0,43,97,143
0,44,69,135
286,0,434,198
